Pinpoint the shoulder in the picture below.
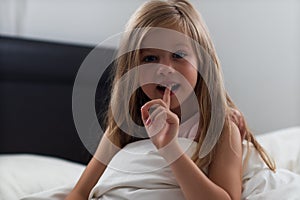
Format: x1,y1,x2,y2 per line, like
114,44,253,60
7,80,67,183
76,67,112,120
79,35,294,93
209,119,243,170
217,119,242,157
104,127,122,148
222,119,242,144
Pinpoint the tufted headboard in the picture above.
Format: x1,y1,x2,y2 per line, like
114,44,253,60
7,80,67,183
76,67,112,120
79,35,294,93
0,36,115,164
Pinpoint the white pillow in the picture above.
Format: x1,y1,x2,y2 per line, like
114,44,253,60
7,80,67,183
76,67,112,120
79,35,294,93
256,126,300,174
0,154,85,200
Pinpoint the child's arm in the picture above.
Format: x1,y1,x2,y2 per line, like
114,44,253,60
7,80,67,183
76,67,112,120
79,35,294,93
65,129,120,200
65,157,107,200
141,88,242,200
166,121,242,200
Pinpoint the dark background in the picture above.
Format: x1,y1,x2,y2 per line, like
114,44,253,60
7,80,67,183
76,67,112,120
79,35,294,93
0,36,115,164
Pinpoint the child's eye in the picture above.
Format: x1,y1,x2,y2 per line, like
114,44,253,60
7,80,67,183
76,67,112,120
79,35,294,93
142,55,158,63
173,51,187,59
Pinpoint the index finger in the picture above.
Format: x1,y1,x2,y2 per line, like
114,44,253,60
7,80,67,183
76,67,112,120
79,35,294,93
163,87,171,108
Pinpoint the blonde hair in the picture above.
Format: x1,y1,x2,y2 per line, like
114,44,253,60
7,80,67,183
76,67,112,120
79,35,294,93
106,0,275,171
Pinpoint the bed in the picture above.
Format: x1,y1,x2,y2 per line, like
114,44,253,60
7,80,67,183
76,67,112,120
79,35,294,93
0,35,114,199
0,35,299,200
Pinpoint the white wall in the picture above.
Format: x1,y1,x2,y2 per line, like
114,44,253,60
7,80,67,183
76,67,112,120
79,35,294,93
1,0,299,134
197,0,300,133
0,0,142,46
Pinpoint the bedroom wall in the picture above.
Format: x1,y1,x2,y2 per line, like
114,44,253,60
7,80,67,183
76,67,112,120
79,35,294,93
1,0,299,134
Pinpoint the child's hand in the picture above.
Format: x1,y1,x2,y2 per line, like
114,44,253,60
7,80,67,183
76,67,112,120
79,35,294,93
229,108,247,140
141,88,179,149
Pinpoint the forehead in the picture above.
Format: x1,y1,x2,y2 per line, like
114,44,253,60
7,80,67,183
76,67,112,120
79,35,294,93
140,27,193,51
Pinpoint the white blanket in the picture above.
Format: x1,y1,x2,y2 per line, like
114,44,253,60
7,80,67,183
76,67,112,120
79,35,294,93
89,138,195,200
14,127,300,200
241,140,300,199
90,138,300,200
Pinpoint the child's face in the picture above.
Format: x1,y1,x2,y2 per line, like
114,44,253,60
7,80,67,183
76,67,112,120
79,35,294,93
138,29,198,110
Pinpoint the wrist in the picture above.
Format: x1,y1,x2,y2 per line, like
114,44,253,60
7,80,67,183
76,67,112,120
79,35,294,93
158,138,184,164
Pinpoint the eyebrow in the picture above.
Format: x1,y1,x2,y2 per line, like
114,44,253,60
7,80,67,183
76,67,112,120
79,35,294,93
140,44,191,54
174,43,190,49
140,48,156,54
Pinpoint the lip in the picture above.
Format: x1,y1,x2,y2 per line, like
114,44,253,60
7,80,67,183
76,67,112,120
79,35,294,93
158,81,178,89
157,89,176,96
156,81,180,96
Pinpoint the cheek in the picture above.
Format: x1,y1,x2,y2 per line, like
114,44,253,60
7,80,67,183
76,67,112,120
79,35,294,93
190,70,198,88
181,68,198,89
140,84,155,98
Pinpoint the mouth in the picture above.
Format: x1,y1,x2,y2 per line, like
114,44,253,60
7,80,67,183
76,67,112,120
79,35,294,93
156,83,180,95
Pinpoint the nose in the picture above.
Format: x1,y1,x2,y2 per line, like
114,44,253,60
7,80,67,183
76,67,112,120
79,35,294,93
157,56,175,76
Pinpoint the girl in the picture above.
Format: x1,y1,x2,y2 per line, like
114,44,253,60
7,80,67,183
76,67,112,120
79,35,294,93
66,0,275,199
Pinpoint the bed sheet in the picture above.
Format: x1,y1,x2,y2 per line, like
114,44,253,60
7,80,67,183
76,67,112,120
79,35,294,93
1,126,299,200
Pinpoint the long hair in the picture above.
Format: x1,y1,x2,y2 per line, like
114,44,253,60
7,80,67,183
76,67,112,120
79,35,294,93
105,0,275,171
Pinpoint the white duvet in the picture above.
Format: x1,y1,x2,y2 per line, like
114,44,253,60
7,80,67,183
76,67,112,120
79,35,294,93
89,137,300,200
241,141,300,199
89,138,194,200
3,127,300,200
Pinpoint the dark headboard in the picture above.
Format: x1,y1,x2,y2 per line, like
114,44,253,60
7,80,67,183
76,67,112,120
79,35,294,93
0,36,115,164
